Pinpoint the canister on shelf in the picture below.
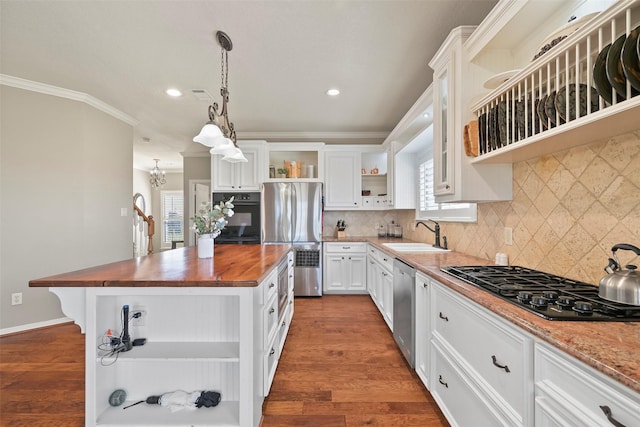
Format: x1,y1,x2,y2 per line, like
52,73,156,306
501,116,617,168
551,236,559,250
269,165,275,179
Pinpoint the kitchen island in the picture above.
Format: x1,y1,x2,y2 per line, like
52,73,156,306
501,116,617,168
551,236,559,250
30,244,292,427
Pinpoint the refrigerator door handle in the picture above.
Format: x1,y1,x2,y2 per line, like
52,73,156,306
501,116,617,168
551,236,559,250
291,183,298,240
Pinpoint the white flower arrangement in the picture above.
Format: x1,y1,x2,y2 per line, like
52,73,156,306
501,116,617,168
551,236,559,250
191,197,235,238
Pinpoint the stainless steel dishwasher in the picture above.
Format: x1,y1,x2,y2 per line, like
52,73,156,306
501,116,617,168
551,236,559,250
393,258,416,368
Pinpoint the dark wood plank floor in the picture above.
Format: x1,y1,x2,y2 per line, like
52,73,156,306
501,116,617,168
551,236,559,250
0,295,448,426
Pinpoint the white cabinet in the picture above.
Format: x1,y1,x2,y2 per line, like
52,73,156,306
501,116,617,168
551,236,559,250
414,271,430,390
428,27,512,203
430,279,533,427
265,142,324,182
367,244,394,330
211,141,265,191
323,151,361,209
534,342,640,427
323,242,367,293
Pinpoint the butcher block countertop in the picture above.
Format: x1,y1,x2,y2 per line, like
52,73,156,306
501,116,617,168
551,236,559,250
327,236,640,394
29,244,291,288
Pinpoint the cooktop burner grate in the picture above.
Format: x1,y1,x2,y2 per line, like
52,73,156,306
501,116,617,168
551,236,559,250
442,265,640,321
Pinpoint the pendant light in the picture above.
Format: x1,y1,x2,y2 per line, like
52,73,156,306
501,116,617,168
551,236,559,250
193,31,247,163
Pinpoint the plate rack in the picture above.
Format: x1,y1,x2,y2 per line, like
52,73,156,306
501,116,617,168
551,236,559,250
471,1,640,164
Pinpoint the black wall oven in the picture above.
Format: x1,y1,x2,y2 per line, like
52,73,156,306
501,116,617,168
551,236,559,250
212,192,261,244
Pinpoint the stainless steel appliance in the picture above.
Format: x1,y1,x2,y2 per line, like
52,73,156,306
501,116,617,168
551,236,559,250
442,265,640,321
212,192,260,244
393,258,416,367
261,182,323,297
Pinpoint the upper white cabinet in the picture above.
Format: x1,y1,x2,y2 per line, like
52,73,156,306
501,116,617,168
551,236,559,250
265,142,324,182
324,149,362,210
211,141,265,192
466,0,639,164
429,27,512,203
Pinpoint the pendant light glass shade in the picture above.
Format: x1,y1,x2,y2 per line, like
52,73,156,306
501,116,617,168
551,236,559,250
193,122,224,147
221,145,248,163
208,137,235,155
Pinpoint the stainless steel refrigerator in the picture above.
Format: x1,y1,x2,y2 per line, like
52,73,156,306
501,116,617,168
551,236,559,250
261,182,323,296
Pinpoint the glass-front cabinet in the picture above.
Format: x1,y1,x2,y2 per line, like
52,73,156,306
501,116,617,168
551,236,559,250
433,68,453,196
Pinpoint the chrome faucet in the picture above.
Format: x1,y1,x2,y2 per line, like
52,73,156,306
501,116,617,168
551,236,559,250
416,220,447,249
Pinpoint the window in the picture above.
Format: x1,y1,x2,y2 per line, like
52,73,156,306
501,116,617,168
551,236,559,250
161,191,184,249
417,158,476,222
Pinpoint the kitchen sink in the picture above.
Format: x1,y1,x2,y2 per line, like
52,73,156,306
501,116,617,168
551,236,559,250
382,243,449,253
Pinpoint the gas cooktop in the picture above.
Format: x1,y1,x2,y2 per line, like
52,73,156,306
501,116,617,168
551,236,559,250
441,265,640,321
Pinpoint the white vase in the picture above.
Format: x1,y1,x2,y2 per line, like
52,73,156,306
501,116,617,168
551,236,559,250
197,234,214,259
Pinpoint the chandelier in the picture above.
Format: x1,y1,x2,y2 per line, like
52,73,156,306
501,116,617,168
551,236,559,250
193,31,247,163
149,159,166,189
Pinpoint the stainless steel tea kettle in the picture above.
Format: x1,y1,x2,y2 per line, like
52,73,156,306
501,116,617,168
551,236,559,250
599,243,640,306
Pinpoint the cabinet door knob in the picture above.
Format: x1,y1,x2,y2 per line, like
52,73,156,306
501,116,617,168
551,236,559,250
269,308,275,314
269,283,275,288
269,348,276,356
599,405,626,427
439,312,448,321
438,375,448,388
445,185,450,189
423,282,428,288
491,355,510,373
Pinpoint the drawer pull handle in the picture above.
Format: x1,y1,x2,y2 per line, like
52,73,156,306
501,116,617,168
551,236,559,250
423,282,428,288
282,321,286,327
342,246,351,249
491,355,510,373
600,405,626,427
269,308,275,314
438,375,448,388
269,348,276,356
269,283,275,288
439,312,449,321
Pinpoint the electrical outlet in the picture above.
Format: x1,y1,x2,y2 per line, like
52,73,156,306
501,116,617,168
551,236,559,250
504,227,513,246
11,293,23,306
131,305,146,326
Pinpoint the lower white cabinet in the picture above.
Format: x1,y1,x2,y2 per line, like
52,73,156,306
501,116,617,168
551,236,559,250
534,342,640,427
430,279,533,427
414,271,430,389
367,244,394,330
323,242,367,293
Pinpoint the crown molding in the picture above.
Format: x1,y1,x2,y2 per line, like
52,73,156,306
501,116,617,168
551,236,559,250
236,131,388,140
0,74,139,126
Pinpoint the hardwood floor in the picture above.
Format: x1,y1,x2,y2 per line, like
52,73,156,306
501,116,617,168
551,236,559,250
0,295,448,426
262,295,449,426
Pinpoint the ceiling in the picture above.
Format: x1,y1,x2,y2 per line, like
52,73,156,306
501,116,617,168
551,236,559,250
1,0,497,172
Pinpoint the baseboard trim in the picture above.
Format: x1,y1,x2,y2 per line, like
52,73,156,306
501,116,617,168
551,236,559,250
0,317,72,336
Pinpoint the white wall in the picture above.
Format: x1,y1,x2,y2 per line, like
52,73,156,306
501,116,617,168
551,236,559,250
0,85,133,331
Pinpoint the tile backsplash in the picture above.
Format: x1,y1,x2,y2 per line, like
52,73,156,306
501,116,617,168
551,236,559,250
324,130,640,286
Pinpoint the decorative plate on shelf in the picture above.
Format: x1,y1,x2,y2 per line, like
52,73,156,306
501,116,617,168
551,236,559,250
545,91,562,127
594,43,624,104
606,33,640,99
537,94,549,129
483,70,522,90
622,25,640,92
555,84,600,122
532,12,601,61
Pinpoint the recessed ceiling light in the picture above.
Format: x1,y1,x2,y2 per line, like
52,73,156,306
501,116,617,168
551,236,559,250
326,88,340,96
166,88,182,97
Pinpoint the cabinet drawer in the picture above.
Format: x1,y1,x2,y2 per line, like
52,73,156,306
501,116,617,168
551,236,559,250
262,269,278,305
432,284,530,422
263,294,279,348
325,242,366,253
535,343,640,427
368,245,393,271
263,340,279,396
431,340,506,427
